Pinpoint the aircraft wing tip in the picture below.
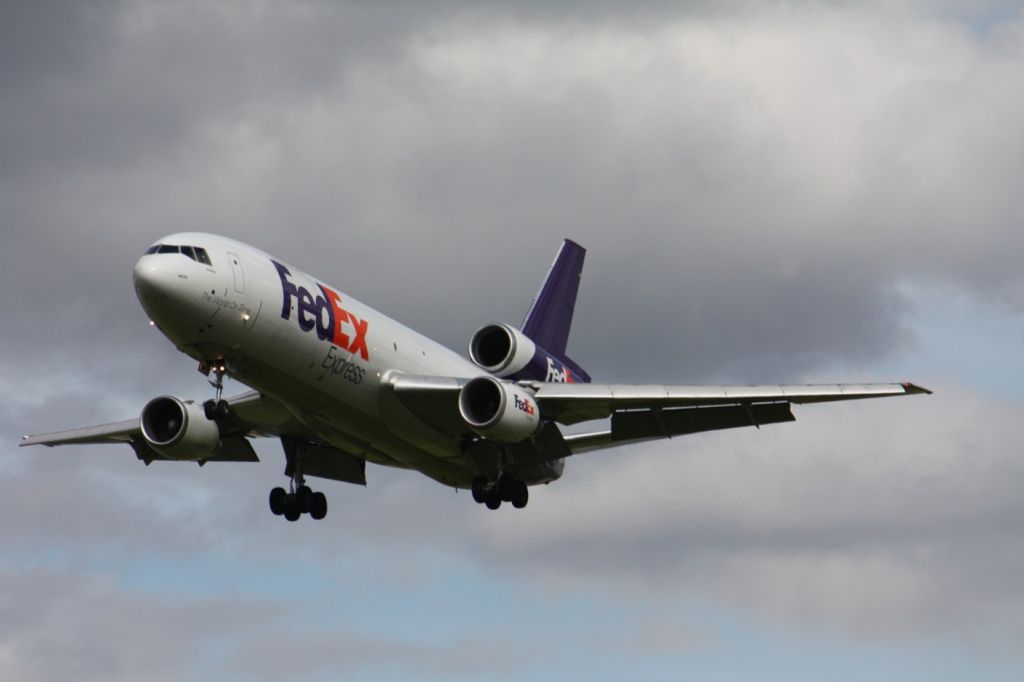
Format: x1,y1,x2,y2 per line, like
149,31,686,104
901,382,933,395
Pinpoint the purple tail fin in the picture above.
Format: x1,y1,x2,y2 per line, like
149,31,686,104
522,240,589,381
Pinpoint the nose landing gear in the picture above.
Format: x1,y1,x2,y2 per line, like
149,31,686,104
200,358,231,420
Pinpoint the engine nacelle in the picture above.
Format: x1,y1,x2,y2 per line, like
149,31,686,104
458,376,541,443
468,322,591,384
140,396,221,461
468,324,537,377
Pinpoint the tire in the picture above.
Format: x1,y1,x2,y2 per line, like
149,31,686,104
309,492,328,520
471,476,488,504
511,480,529,509
283,495,301,522
268,487,287,515
203,400,217,420
484,488,502,510
497,476,515,502
297,485,313,513
214,399,231,420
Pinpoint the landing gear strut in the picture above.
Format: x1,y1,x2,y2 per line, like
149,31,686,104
269,436,329,521
201,359,231,421
471,474,529,510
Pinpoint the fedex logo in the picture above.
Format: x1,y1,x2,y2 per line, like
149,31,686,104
514,395,535,415
545,356,575,383
272,260,370,361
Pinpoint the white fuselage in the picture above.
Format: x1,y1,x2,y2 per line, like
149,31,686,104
133,233,487,487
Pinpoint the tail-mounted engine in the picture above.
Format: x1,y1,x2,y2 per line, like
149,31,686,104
458,376,541,443
469,324,536,377
140,396,221,461
469,323,590,384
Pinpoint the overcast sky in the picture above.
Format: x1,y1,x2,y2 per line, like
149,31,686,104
2,1,1024,680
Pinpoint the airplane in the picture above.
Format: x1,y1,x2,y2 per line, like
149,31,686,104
21,234,930,521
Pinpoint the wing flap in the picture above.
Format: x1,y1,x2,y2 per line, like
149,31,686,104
531,381,929,424
613,402,795,440
562,403,796,455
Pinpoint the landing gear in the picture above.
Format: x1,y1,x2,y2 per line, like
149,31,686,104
268,482,329,521
471,476,489,504
201,359,231,421
471,474,529,511
203,399,231,421
269,436,329,522
484,488,502,510
269,486,287,514
309,491,328,520
510,480,529,509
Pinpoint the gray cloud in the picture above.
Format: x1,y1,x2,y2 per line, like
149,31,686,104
3,1,1022,387
0,565,282,682
464,383,1024,641
2,1,1023,677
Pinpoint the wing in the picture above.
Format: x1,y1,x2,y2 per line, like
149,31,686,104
532,381,930,453
526,381,930,423
20,418,140,447
389,374,930,456
20,390,309,463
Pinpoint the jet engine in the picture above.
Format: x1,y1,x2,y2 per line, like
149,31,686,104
140,395,221,461
468,324,537,377
458,376,541,442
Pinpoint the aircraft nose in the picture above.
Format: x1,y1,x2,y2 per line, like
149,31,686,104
133,255,175,305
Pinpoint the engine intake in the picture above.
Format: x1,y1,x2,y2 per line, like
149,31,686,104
458,376,541,442
140,396,221,461
468,324,536,377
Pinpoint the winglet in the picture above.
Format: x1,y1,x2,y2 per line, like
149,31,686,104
901,382,933,395
521,239,586,357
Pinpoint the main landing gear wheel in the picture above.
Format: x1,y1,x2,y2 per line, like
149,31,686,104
269,487,287,515
497,475,516,502
511,480,529,509
268,483,328,521
297,485,313,513
471,476,488,504
309,492,328,520
484,488,502,510
284,497,301,522
270,435,330,522
472,475,529,511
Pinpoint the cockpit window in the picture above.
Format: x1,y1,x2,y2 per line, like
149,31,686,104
145,243,212,266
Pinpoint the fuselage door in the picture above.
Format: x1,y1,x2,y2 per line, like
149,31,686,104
227,252,245,293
